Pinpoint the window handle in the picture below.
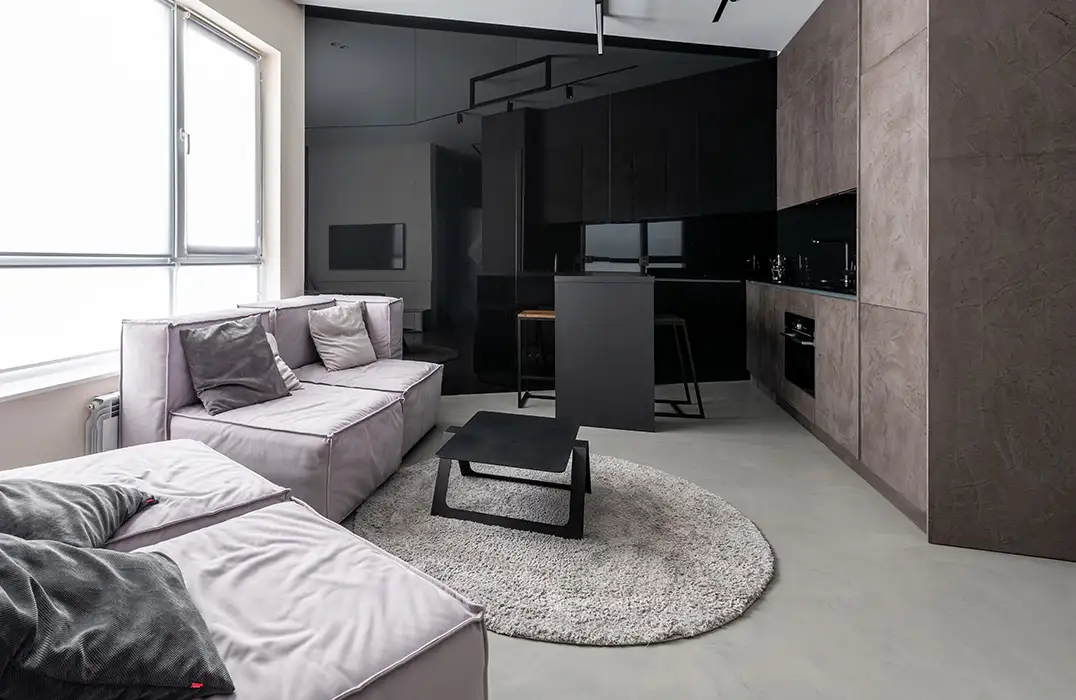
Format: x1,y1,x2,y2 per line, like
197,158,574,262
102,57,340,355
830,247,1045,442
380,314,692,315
180,129,191,155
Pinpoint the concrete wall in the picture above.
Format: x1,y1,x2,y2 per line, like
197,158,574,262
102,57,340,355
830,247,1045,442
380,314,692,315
927,0,1076,560
306,142,436,311
0,0,305,471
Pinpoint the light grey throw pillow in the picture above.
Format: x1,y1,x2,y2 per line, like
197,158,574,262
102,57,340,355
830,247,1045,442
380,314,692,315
266,332,303,391
178,316,290,415
308,302,378,372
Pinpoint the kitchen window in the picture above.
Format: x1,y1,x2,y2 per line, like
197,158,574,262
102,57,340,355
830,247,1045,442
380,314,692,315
0,0,262,379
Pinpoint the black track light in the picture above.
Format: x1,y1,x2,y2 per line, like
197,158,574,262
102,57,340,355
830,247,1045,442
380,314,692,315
457,112,464,124
507,101,514,113
566,85,575,100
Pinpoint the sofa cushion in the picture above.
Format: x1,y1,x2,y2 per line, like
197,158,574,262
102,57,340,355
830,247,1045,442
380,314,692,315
267,332,303,391
140,501,487,700
308,303,378,371
239,297,336,370
0,479,154,548
330,296,404,360
295,360,442,455
0,440,290,552
1,535,234,699
170,385,404,520
179,316,290,415
295,359,439,395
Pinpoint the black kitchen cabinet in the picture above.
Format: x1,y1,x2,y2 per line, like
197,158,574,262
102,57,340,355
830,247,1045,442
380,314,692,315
537,98,610,225
540,147,582,224
581,143,610,222
513,59,776,230
481,109,537,274
696,61,777,215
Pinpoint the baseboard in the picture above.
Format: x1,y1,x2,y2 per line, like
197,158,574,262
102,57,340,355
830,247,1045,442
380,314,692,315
769,390,928,534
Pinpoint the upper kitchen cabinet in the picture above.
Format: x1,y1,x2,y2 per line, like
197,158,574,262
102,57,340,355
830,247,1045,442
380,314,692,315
697,60,778,216
610,78,699,221
537,97,609,224
776,0,858,208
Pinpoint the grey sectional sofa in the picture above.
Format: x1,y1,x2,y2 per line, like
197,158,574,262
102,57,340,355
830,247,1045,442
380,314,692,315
0,440,488,699
120,296,442,521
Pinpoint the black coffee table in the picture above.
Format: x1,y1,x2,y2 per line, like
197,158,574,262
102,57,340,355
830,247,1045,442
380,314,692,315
432,411,591,539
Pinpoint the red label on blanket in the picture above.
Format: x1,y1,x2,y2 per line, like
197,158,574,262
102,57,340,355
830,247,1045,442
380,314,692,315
190,683,203,689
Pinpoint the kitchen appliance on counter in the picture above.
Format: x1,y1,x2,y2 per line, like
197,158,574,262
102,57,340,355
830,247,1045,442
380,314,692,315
783,312,815,397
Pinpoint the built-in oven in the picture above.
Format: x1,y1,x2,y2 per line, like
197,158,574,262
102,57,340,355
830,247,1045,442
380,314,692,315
783,312,815,397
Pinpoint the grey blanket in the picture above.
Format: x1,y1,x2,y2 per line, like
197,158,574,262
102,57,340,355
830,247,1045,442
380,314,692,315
0,534,234,699
0,479,154,548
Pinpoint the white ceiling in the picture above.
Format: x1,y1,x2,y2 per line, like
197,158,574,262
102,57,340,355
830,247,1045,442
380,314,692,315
295,0,823,52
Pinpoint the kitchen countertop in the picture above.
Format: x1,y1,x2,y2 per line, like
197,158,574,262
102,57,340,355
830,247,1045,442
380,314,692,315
747,279,857,301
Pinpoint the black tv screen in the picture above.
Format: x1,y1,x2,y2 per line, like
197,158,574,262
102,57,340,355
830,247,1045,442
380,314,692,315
329,224,406,270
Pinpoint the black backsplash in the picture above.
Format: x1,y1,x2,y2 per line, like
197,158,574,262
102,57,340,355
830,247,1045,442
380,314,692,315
775,190,857,289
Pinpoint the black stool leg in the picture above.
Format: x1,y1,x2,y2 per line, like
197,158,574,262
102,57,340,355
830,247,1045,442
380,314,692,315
671,322,692,405
680,322,705,419
517,316,525,408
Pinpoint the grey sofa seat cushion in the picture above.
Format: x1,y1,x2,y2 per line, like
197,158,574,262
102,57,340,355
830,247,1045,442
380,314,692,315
295,359,440,394
141,501,486,700
308,303,378,372
0,441,291,552
178,316,290,415
170,385,405,520
0,479,154,549
296,360,443,456
0,534,234,699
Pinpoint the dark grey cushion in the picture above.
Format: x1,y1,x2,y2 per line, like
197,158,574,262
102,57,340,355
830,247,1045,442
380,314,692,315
0,534,234,699
179,315,290,415
0,479,156,549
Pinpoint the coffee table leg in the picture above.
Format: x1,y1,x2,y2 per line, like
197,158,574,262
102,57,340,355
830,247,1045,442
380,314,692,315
563,442,588,539
432,435,591,540
577,439,592,494
431,456,455,517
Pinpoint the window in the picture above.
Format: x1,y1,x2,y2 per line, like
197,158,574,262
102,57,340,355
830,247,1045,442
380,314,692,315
0,0,261,375
583,221,685,273
584,223,643,273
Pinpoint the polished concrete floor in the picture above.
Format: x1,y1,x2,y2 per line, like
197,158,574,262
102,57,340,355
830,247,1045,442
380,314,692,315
408,381,1076,700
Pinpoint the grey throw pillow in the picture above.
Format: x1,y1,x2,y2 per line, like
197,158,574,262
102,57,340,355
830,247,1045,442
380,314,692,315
179,316,290,415
308,302,378,371
0,534,234,699
0,479,156,549
266,332,303,391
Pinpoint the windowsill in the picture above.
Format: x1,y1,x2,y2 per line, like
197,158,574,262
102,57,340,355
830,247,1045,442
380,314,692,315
0,354,120,405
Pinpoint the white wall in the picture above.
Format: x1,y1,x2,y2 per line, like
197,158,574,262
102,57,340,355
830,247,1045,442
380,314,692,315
0,0,305,471
307,142,435,311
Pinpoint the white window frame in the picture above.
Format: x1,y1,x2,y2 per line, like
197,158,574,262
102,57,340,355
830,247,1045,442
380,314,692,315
0,0,263,385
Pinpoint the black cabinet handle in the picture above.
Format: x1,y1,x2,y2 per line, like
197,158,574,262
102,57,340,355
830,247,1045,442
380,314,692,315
781,332,815,347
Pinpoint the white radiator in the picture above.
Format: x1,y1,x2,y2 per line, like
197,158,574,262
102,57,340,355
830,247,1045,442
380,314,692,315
85,391,120,455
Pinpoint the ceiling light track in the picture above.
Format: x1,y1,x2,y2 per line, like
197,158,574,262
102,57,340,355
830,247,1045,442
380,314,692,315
308,64,639,132
595,0,604,55
713,0,743,23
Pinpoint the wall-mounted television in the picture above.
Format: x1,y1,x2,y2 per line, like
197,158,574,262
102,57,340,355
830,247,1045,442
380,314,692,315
328,224,406,271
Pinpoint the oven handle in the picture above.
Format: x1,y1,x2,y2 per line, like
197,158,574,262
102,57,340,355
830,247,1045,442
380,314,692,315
782,332,815,347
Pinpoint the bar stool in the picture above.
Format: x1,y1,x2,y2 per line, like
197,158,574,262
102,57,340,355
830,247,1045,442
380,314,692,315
654,314,705,419
517,309,556,408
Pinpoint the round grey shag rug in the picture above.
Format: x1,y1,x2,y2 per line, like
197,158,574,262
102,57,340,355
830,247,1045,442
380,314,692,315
346,454,774,646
